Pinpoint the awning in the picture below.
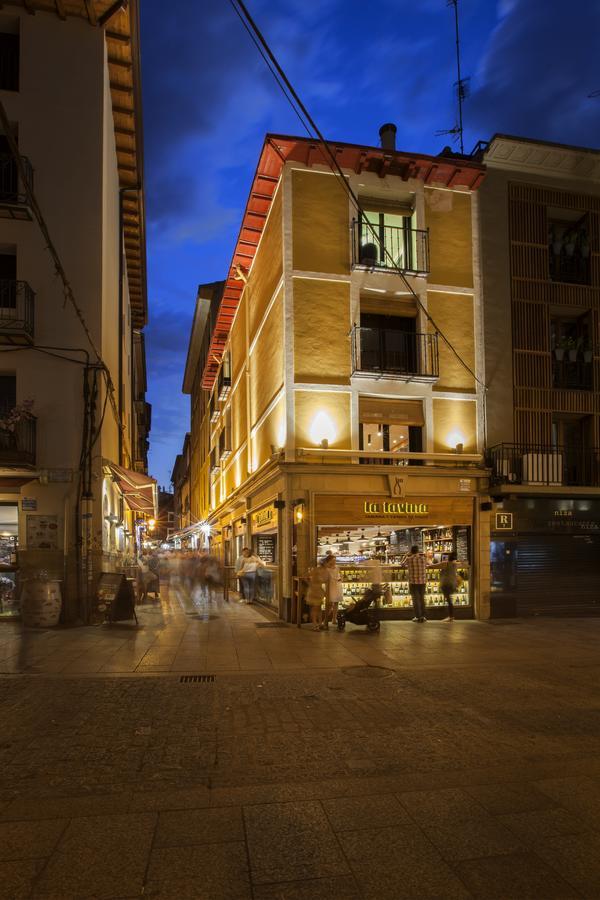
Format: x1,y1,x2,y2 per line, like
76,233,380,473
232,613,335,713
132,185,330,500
106,462,157,514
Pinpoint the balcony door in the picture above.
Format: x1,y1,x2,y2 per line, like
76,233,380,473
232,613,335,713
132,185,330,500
359,207,415,270
0,134,17,202
360,313,416,374
0,254,16,308
0,374,16,414
552,414,593,485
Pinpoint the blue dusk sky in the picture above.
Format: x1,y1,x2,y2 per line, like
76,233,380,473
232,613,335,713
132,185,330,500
141,0,600,488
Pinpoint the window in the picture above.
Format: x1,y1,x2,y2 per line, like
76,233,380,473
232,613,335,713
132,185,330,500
0,31,19,92
358,397,424,465
0,252,16,309
548,209,591,285
357,206,417,270
0,373,16,413
550,312,593,390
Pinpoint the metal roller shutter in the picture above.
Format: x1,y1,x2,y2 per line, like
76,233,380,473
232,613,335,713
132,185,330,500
514,535,600,616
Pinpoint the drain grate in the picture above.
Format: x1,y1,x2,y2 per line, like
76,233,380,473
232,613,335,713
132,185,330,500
255,622,288,628
179,674,215,684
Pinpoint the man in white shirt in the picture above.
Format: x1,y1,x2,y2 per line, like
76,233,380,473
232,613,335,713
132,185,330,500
235,547,262,603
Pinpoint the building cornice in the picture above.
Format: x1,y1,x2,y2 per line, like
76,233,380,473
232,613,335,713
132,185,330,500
484,135,600,184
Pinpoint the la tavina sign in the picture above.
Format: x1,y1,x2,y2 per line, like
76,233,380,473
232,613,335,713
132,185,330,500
364,501,429,516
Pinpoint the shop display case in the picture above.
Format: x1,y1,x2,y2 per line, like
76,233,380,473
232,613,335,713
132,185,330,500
338,564,471,614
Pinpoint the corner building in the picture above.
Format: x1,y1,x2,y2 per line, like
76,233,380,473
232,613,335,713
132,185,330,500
186,134,491,620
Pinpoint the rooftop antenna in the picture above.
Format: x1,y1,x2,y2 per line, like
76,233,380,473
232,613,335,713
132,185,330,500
436,0,469,153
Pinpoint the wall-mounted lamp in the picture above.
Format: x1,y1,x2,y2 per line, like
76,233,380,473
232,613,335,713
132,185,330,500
292,499,305,525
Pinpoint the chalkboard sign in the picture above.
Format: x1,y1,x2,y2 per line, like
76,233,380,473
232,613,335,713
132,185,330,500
456,527,470,564
256,534,277,564
93,573,138,625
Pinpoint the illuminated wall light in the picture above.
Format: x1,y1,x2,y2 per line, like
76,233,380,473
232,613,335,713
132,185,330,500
309,410,336,446
446,429,466,451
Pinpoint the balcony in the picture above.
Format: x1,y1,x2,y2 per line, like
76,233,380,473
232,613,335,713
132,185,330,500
209,392,220,425
0,154,34,220
488,443,600,488
0,280,34,344
352,327,439,381
352,220,429,275
0,408,36,467
217,363,231,401
552,355,593,391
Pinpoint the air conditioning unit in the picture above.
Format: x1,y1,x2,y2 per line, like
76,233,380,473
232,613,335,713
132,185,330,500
521,452,563,485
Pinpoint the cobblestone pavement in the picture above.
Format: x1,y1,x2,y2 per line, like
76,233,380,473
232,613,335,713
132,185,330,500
1,591,600,896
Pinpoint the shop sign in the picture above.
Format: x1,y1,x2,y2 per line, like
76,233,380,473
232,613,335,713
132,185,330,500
364,501,429,516
495,512,514,530
387,474,407,498
494,499,600,534
252,505,277,531
48,469,73,483
22,497,37,511
458,479,472,492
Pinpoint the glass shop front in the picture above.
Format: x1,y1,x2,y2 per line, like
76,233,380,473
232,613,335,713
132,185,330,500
315,494,474,620
250,503,279,609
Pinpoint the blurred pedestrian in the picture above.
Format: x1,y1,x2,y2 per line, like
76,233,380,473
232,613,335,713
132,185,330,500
235,548,261,603
323,554,343,630
305,561,327,631
439,551,459,622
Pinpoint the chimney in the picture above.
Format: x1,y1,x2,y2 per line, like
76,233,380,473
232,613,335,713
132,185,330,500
379,123,397,152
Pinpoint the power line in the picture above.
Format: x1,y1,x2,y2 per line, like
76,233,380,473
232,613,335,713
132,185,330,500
229,0,486,393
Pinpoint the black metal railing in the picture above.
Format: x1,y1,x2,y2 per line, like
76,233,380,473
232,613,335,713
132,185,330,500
488,443,600,487
352,327,439,380
0,280,34,340
549,249,591,286
0,153,33,206
0,408,36,467
552,356,593,390
352,220,429,274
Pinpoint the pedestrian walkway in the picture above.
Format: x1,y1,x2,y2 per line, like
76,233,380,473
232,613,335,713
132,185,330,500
2,579,600,676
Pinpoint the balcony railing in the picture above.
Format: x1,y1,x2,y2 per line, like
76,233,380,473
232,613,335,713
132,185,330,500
352,327,439,381
0,409,36,467
352,220,429,275
0,280,34,342
488,443,600,487
0,153,33,217
552,355,593,390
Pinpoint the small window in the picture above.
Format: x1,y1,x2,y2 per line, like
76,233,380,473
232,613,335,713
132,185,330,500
548,209,591,285
550,312,593,390
0,32,19,92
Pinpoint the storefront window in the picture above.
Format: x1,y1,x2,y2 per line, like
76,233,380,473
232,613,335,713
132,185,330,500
0,502,19,618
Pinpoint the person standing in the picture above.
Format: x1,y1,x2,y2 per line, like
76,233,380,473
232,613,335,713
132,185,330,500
305,561,327,631
439,551,458,622
403,544,427,622
323,554,343,629
235,547,262,603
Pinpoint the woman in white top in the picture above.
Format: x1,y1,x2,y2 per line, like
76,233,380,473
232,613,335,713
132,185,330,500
235,547,262,603
323,554,343,630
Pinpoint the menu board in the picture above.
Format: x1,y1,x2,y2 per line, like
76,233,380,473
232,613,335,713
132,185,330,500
456,527,470,563
0,535,16,567
92,573,137,624
26,515,59,550
256,534,276,564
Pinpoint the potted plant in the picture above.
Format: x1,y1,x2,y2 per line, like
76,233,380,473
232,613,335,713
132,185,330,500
564,229,576,257
565,335,579,362
550,224,565,256
579,230,591,259
554,340,565,362
584,344,593,364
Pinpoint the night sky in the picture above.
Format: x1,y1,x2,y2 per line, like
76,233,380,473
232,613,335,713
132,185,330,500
141,0,600,489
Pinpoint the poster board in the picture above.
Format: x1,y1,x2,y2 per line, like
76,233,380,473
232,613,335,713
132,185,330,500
256,533,277,564
26,515,59,549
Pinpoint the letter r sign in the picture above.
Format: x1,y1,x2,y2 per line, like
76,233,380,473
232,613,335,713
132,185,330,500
495,512,513,530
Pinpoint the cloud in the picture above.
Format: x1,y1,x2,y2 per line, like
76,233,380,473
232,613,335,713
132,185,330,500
468,0,600,148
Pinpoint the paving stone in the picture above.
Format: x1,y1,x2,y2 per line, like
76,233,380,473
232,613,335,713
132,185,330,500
145,841,251,899
534,830,600,896
464,781,556,815
423,816,522,861
244,801,349,884
0,818,67,860
33,812,156,898
155,806,244,847
0,858,45,899
498,806,589,842
253,875,363,900
454,851,580,899
339,825,470,899
129,786,210,812
396,787,490,827
0,792,132,821
321,794,412,831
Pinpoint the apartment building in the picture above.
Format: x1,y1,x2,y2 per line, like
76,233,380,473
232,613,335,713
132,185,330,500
183,129,492,620
478,135,600,616
0,1,153,623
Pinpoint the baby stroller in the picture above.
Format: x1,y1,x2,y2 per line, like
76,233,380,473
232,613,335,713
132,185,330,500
337,587,381,633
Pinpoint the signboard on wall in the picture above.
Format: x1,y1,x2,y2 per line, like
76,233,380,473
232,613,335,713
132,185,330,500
314,494,473,528
22,497,37,511
251,505,278,533
493,499,600,534
26,515,59,550
256,533,277,564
